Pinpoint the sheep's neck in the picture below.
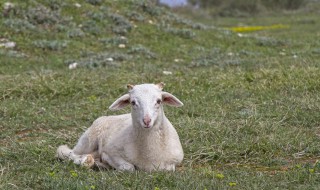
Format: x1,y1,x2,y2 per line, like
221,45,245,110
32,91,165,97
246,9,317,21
133,115,168,154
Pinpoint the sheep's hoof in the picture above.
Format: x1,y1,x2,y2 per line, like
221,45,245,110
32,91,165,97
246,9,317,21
118,163,135,171
81,154,95,168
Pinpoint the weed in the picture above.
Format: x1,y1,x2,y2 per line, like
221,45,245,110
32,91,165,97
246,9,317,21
81,20,103,36
67,28,85,38
3,18,37,32
86,0,103,6
33,40,68,51
100,36,128,47
163,27,196,39
0,49,27,58
108,13,132,35
66,51,131,68
26,5,61,25
128,44,157,59
126,11,145,22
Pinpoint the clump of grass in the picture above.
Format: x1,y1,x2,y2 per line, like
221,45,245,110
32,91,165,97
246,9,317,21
125,11,145,22
139,2,163,16
163,27,196,39
100,36,128,47
67,28,85,38
81,20,103,36
66,52,132,68
255,37,287,47
108,13,132,35
163,12,209,30
86,0,103,6
312,48,320,55
0,49,27,58
128,44,157,59
43,0,65,11
33,40,68,51
26,5,61,25
190,48,244,67
87,11,107,21
3,18,37,33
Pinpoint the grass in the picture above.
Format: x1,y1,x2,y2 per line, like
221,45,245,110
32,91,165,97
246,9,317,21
1,0,320,189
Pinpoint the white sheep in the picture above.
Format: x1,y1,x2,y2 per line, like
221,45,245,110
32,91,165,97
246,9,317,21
56,82,184,171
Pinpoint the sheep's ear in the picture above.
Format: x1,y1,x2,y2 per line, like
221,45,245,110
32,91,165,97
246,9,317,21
156,82,165,91
109,94,130,110
162,92,183,107
127,84,135,90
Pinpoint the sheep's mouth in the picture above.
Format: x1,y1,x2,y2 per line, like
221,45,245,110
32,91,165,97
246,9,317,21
143,125,152,129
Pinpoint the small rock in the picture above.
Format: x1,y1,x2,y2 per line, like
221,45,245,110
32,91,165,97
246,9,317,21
174,59,182,63
74,3,81,8
0,41,16,48
118,44,126,48
237,33,244,37
163,71,172,75
3,2,15,11
106,57,114,62
68,62,78,69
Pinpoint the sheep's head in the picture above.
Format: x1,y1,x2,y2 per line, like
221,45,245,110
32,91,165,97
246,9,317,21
109,83,183,129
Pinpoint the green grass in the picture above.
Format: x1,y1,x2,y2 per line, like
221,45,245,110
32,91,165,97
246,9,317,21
1,0,320,189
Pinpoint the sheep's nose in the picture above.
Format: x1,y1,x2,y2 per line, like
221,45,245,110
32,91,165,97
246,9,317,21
143,115,151,127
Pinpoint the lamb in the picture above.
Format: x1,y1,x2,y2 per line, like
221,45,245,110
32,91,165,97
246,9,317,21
56,82,184,171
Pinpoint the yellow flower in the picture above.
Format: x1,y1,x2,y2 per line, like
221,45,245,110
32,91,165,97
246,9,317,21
215,173,225,179
49,171,55,177
70,170,78,177
227,24,289,33
229,182,237,186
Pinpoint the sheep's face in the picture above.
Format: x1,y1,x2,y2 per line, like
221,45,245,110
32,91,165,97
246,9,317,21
109,83,183,129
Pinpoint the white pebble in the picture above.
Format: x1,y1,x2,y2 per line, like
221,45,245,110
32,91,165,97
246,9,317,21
74,3,81,8
163,71,172,75
4,2,15,10
118,44,126,48
0,41,16,48
106,57,114,62
68,62,78,70
237,33,243,37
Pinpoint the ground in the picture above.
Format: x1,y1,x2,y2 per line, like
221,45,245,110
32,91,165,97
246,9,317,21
0,0,320,189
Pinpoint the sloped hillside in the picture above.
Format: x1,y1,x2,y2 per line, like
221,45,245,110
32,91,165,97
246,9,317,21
1,0,214,73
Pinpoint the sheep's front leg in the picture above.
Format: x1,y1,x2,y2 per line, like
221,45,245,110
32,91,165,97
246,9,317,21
57,145,95,168
101,152,135,171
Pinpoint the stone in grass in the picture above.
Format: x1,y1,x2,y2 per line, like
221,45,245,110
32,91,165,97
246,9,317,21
68,62,78,70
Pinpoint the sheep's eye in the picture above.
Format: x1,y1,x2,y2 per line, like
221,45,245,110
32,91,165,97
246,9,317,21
156,99,162,104
131,101,136,106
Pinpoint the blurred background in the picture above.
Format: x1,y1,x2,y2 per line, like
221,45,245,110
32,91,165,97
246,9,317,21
158,0,319,16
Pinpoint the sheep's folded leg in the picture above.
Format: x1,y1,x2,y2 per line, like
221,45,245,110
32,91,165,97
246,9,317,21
101,152,135,171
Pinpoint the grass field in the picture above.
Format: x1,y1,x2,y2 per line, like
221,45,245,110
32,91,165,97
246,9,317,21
1,0,320,189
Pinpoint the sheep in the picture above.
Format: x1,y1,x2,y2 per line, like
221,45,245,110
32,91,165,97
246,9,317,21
56,82,184,171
